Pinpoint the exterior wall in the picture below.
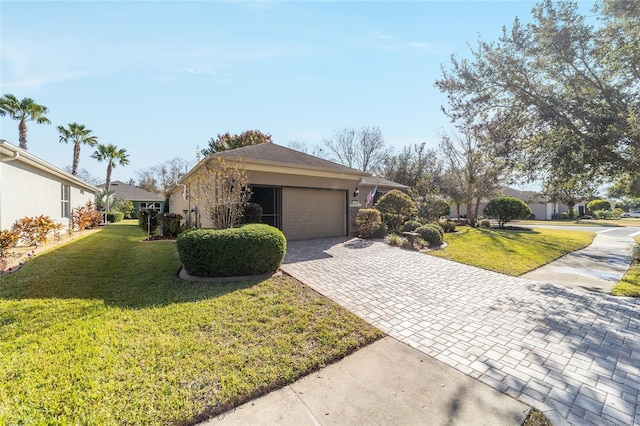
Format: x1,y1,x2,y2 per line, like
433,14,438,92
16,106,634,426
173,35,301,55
1,159,95,230
168,167,361,236
528,203,547,220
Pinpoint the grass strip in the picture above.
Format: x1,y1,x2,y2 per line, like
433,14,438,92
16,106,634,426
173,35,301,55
428,226,595,276
612,238,640,297
0,222,383,424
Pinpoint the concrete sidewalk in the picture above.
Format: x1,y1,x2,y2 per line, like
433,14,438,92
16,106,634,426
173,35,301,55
207,337,529,426
521,230,636,293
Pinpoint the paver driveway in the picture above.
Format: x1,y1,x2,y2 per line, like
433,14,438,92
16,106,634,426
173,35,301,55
282,238,640,426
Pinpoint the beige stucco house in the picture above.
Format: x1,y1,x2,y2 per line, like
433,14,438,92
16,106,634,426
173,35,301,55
168,143,407,240
98,180,165,218
0,140,99,230
450,186,589,220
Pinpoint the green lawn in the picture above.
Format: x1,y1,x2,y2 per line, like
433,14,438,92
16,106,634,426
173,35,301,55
612,238,640,297
0,222,382,424
429,226,596,276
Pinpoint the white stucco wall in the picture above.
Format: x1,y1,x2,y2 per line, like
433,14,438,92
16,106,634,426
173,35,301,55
1,158,96,230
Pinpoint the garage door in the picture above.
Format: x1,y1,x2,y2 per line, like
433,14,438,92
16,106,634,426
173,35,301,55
282,188,347,240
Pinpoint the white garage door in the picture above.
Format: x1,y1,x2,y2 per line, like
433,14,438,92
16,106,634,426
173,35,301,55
282,188,347,240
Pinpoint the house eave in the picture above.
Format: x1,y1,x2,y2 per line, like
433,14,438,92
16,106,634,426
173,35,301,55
0,140,99,193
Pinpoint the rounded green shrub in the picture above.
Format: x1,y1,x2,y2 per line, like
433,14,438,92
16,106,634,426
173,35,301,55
427,222,444,239
402,220,422,232
176,224,286,277
356,209,384,239
479,219,491,229
439,219,457,233
106,211,125,222
415,225,443,247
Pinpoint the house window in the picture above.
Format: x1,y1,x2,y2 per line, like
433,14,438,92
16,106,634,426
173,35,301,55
139,202,161,212
61,184,71,218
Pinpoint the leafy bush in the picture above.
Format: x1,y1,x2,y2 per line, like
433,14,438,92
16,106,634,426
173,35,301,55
430,222,444,237
72,202,103,230
587,199,611,212
374,190,417,232
139,209,159,236
484,196,531,229
402,220,422,232
159,213,184,237
439,219,457,233
611,208,623,219
418,198,451,222
12,215,62,247
415,225,443,247
0,229,19,258
594,210,611,220
480,219,491,228
176,224,286,277
356,209,383,239
106,211,125,223
243,203,263,223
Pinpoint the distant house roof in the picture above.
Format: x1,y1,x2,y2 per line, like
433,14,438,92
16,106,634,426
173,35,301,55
212,143,366,175
500,186,548,203
0,139,99,193
359,176,410,190
99,181,164,202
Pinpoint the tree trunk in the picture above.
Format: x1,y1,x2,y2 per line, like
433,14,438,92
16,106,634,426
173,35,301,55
106,163,113,192
72,142,81,175
19,119,27,150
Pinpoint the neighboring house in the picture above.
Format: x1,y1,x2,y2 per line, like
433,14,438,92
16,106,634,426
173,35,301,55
98,180,165,218
168,143,407,240
450,186,588,220
0,139,98,230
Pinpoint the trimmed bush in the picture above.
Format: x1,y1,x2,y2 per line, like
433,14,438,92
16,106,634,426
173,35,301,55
479,219,491,228
439,219,457,233
415,225,443,247
176,224,286,277
356,209,383,239
427,223,444,239
159,213,184,237
483,196,531,229
374,190,417,232
402,220,422,232
587,199,611,212
106,211,125,223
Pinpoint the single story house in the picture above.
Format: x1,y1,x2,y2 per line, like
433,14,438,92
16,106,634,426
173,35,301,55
0,139,98,230
450,186,588,220
168,143,407,240
98,180,165,218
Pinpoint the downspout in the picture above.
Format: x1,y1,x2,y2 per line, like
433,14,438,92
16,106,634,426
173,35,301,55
0,151,20,230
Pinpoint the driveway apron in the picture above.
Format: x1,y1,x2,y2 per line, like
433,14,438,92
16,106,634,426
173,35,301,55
282,238,640,426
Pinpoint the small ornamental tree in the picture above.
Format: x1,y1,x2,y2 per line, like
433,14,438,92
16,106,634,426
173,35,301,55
374,190,417,232
189,157,251,229
483,196,531,229
418,197,451,222
587,199,611,212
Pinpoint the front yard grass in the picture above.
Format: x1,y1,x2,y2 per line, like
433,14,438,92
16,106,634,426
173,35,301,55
612,238,640,297
429,226,595,276
0,222,383,424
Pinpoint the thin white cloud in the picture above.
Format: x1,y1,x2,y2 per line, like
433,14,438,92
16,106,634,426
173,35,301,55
369,31,396,40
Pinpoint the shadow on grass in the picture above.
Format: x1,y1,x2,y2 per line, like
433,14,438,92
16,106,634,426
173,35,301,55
0,223,266,309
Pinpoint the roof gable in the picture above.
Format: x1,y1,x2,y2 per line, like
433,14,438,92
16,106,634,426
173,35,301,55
212,143,366,175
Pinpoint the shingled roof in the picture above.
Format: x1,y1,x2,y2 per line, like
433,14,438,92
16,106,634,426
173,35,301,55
98,181,164,202
359,176,409,190
212,143,366,175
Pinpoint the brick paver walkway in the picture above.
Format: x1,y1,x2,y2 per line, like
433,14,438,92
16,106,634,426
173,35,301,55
282,238,640,426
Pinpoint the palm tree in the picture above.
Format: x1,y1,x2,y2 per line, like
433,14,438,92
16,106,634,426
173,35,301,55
58,123,98,176
91,144,130,192
0,94,51,150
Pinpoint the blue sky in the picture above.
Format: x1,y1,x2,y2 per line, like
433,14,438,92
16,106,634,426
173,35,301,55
0,1,595,185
